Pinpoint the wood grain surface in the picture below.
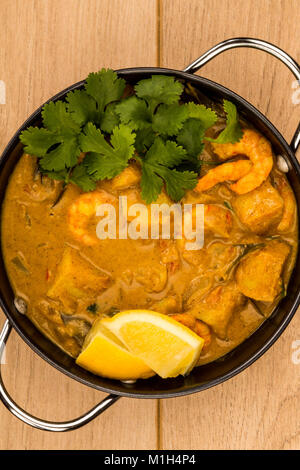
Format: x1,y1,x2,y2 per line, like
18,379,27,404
160,0,300,450
0,0,158,451
0,0,299,450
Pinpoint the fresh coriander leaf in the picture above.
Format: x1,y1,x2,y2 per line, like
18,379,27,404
43,169,69,181
177,118,205,157
185,102,217,129
66,89,98,126
79,122,112,154
40,137,81,171
135,75,183,111
70,164,96,191
160,140,188,165
20,127,81,173
84,152,129,180
140,162,164,204
85,69,126,112
42,101,81,134
110,124,136,159
135,127,156,154
206,100,243,144
81,123,135,180
22,101,82,172
144,138,187,167
158,167,198,202
139,138,197,203
100,103,120,133
115,96,152,130
20,127,61,156
152,103,188,136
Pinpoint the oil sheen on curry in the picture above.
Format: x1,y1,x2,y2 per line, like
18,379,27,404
1,77,298,380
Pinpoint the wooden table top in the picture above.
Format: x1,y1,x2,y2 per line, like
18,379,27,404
0,0,299,450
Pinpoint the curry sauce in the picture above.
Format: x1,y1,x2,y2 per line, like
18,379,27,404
1,149,298,371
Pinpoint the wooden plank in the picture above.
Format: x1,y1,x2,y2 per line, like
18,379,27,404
160,0,300,450
0,0,158,450
160,0,300,144
0,0,159,155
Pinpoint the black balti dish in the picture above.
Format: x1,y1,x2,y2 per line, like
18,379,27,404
0,38,299,432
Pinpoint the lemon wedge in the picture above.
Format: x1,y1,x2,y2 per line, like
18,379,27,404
101,310,204,378
76,319,154,380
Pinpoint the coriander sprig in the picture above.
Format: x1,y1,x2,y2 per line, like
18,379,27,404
20,69,243,203
136,139,198,203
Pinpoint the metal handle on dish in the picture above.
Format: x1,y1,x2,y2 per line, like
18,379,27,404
0,319,120,432
184,37,300,153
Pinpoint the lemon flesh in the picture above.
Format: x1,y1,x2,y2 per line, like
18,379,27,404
76,320,153,380
101,310,204,378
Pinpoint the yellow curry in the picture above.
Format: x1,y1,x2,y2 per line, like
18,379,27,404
0,71,298,380
1,133,297,375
